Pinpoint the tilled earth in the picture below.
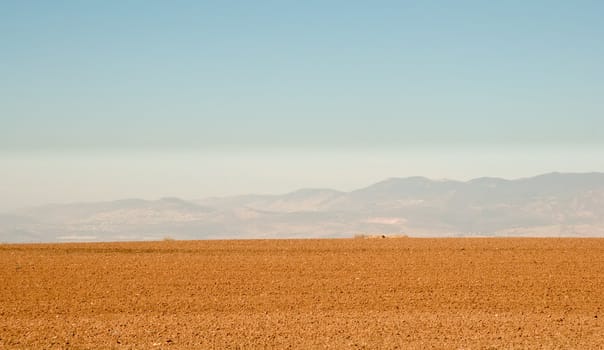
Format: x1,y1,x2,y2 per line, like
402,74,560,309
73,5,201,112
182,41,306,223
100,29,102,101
1,238,603,349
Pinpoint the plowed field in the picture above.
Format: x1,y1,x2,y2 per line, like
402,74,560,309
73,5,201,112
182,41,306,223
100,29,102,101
1,238,603,349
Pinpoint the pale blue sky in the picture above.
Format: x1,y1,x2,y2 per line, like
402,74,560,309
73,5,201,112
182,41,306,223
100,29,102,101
1,1,603,209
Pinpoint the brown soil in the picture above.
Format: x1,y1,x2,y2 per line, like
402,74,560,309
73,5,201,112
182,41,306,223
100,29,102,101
1,238,603,349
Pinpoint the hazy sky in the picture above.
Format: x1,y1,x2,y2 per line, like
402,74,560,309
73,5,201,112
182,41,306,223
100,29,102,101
1,1,603,210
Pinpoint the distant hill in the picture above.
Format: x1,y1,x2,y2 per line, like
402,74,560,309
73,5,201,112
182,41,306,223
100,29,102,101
2,172,604,242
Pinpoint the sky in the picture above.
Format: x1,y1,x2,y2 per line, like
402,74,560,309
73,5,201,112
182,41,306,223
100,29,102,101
1,1,603,210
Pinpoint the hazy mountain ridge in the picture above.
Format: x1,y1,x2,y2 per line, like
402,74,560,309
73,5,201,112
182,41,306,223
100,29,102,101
1,173,603,242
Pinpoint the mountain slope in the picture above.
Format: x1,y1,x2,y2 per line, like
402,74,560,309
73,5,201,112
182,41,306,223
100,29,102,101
2,173,603,242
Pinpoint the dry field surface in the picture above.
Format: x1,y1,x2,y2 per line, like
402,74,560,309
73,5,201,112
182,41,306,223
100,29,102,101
1,238,603,349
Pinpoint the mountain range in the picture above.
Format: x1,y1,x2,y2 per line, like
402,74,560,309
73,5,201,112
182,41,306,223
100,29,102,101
2,172,604,243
